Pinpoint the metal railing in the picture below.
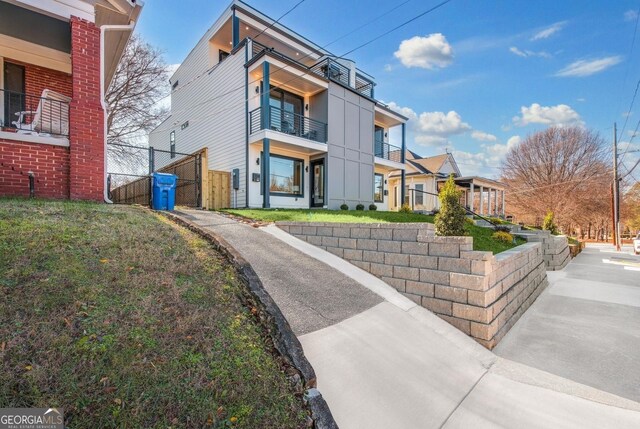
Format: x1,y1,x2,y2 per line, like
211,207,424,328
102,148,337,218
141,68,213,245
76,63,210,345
408,187,501,228
374,140,402,163
355,73,375,98
309,58,351,87
1,88,70,137
249,105,327,143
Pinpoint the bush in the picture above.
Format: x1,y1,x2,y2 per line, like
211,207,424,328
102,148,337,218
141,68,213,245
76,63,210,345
340,204,349,211
434,175,466,236
399,203,413,213
492,231,514,244
356,204,365,211
542,211,559,235
369,204,378,211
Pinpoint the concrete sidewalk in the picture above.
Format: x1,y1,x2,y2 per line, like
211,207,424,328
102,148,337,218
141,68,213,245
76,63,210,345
176,210,640,428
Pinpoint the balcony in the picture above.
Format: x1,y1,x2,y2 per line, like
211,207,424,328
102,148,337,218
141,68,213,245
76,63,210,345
250,105,327,144
1,88,71,139
251,40,376,99
375,140,402,162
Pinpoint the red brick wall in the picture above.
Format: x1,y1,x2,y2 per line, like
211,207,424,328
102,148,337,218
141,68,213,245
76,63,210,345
3,59,73,121
69,17,104,201
0,139,70,199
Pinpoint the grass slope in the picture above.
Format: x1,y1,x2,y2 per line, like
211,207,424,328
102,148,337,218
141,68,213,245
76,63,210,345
223,209,524,254
0,199,307,429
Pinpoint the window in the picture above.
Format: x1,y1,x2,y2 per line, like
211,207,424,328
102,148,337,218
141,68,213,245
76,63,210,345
170,131,175,158
268,154,303,197
415,184,424,206
374,173,384,203
404,185,410,206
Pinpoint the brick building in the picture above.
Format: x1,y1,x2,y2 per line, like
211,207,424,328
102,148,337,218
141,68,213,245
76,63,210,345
0,0,143,201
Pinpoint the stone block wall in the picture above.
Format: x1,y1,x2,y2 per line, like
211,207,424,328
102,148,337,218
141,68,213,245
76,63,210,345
277,221,548,349
516,230,570,271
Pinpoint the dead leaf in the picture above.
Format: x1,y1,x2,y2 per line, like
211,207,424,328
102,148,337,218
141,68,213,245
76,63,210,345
113,398,122,405
24,365,32,371
104,386,117,394
100,259,109,263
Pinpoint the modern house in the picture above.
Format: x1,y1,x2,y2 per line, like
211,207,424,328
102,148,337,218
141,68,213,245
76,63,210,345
388,150,506,217
149,0,408,210
0,0,143,201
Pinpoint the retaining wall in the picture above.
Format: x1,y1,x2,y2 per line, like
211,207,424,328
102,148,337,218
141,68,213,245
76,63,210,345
277,221,548,349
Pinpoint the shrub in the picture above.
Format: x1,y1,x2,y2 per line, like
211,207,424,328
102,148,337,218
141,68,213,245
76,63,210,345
356,204,365,211
434,175,466,236
464,217,475,225
492,231,514,244
369,204,378,211
542,211,559,235
340,204,349,211
399,203,413,213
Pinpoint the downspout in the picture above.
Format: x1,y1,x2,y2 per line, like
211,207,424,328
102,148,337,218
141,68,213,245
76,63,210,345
100,23,136,203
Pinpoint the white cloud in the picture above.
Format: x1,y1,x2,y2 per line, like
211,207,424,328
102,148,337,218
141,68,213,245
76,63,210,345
531,21,567,41
625,9,639,22
509,46,551,58
384,64,393,72
167,63,181,77
394,33,453,70
512,103,583,127
555,56,622,77
386,102,471,146
471,130,497,142
451,135,521,178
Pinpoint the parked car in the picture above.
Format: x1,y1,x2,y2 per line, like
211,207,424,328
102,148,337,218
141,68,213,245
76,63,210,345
634,233,640,255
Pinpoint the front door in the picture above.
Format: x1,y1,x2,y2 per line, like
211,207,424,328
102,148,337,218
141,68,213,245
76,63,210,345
310,159,325,207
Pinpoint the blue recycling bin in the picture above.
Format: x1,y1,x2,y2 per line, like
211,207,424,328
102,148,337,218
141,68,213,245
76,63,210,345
152,172,177,210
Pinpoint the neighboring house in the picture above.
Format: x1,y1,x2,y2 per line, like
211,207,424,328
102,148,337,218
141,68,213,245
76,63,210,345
388,151,506,217
0,0,143,201
149,0,408,210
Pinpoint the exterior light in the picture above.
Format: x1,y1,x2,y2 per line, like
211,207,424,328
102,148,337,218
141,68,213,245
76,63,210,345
256,158,260,165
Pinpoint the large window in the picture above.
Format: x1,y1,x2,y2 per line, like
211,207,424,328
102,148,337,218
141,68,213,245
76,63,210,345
415,184,424,206
374,173,384,203
268,154,303,197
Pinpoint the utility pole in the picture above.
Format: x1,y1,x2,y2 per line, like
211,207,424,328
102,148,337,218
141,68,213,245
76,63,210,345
613,123,621,251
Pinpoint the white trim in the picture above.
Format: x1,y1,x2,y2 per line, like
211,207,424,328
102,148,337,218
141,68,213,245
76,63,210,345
7,0,95,22
249,129,328,153
248,54,328,92
374,104,407,124
0,130,70,147
374,156,405,171
0,35,72,74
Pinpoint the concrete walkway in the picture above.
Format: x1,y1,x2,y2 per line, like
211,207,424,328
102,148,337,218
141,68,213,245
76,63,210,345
496,243,640,403
176,210,640,428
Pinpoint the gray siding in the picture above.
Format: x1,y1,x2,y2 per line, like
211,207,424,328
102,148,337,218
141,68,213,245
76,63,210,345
327,83,375,209
149,46,247,207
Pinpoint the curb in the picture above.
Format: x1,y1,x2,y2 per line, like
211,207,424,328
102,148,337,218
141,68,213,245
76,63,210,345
160,211,338,429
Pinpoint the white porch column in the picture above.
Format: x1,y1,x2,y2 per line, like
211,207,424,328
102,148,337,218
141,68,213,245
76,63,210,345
479,186,484,215
502,190,506,217
469,182,475,212
494,189,498,216
487,187,491,216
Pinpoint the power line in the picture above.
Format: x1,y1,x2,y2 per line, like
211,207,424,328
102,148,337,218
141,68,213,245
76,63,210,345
617,4,640,140
341,0,453,57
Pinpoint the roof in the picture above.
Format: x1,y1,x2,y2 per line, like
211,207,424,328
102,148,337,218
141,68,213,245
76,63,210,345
412,154,449,174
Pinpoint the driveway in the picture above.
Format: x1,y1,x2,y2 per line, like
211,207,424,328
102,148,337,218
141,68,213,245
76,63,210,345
173,211,640,428
495,243,640,402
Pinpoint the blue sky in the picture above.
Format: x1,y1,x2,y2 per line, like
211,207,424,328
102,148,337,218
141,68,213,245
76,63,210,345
137,0,640,179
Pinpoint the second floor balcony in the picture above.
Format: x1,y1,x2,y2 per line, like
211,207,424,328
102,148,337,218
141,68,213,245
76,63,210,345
250,104,328,144
375,140,402,163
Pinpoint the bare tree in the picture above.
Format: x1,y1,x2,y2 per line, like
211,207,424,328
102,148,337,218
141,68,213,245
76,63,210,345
501,126,610,233
106,34,170,173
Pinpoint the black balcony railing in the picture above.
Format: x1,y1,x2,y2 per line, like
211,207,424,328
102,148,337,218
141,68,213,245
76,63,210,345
375,139,402,163
1,88,70,137
309,58,350,87
250,105,327,144
355,73,375,98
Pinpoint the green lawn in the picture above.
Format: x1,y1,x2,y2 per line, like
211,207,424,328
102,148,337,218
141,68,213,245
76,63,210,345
0,199,307,428
222,209,525,254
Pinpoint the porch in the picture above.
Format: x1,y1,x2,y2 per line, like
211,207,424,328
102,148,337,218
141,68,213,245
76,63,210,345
437,176,506,217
